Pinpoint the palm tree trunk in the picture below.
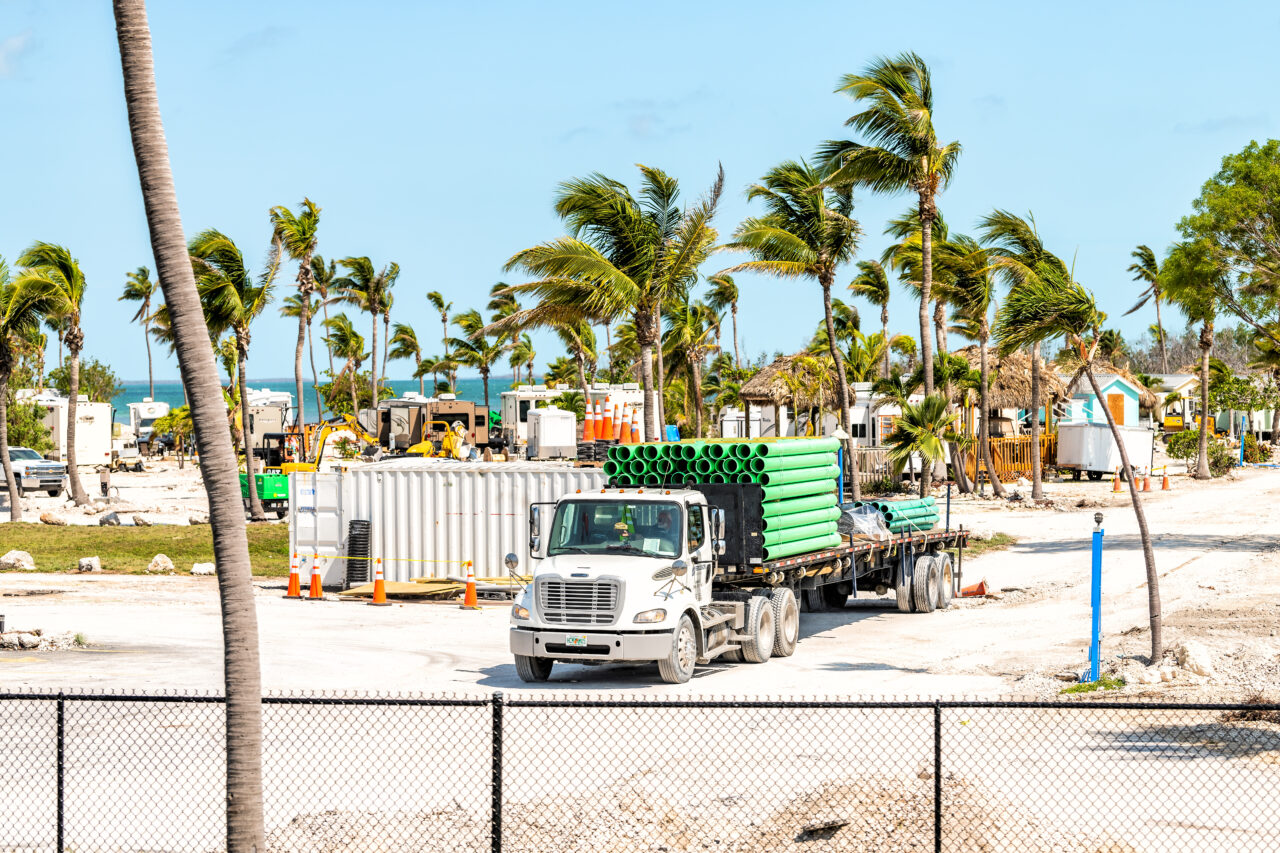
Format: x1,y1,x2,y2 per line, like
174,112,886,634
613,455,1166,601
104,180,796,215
0,364,23,522
653,316,666,438
979,337,1006,498
691,351,705,438
575,349,590,402
1029,345,1043,500
1085,364,1162,661
294,289,308,449
417,357,425,396
382,313,390,395
238,349,265,522
65,341,89,505
822,278,859,502
322,298,334,375
370,315,379,407
144,316,154,399
1196,323,1213,478
881,307,890,379
731,303,741,370
113,3,265,847
482,369,490,411
638,337,657,442
348,362,359,416
1154,293,1169,374
307,318,322,426
918,199,935,397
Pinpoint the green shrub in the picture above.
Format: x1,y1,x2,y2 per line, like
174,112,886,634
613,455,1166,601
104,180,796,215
1165,429,1199,460
1243,433,1270,464
1208,440,1236,476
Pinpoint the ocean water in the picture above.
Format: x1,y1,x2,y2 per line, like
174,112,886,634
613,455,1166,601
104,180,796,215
110,376,518,422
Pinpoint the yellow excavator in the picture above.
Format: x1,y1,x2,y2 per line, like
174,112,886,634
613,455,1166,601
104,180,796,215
406,420,475,460
278,414,381,475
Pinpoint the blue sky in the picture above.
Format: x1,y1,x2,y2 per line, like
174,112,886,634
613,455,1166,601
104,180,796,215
0,1,1275,381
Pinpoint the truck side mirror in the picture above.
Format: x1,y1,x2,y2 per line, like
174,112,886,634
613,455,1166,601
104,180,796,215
670,559,688,578
711,508,726,556
528,506,542,558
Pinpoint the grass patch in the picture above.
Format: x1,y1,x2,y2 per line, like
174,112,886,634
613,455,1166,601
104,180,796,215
0,524,290,577
949,531,1016,561
1060,674,1125,695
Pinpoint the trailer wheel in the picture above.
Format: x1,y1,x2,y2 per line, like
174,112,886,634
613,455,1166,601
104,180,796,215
514,655,554,683
822,581,852,610
658,614,698,684
895,567,915,612
935,553,954,610
800,588,826,613
911,556,938,613
741,595,775,663
1086,471,1102,482
769,588,799,658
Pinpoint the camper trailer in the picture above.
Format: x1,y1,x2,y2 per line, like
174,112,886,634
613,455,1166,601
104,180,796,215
127,398,170,453
36,395,113,469
500,385,565,452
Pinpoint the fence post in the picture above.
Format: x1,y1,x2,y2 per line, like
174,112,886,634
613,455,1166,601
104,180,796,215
933,700,942,853
1088,513,1104,683
56,692,65,852
491,691,504,853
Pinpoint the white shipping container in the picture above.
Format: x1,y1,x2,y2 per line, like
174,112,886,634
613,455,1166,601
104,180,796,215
290,461,608,586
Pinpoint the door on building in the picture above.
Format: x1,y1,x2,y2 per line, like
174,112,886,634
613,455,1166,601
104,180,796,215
1106,393,1125,426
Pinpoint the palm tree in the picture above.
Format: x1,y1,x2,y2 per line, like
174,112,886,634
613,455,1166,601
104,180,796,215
881,208,956,390
388,322,425,395
850,260,892,377
821,51,961,398
269,198,321,442
1163,240,1223,479
450,309,509,410
478,291,597,399
705,273,741,369
323,313,368,415
113,2,265,844
663,298,720,437
883,394,961,498
280,293,323,419
427,290,453,386
994,264,1163,663
1097,329,1128,367
717,159,861,497
119,266,158,398
13,243,91,505
1127,245,1168,373
505,164,723,440
0,258,55,521
1249,327,1280,439
190,228,279,521
510,334,536,385
311,255,337,375
551,322,595,399
336,257,397,406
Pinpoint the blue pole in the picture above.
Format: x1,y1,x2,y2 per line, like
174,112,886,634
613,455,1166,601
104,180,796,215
1089,517,1104,683
1241,416,1247,465
836,446,845,506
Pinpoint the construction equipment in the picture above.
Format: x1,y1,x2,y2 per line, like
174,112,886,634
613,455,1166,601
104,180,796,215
406,420,477,460
280,414,381,475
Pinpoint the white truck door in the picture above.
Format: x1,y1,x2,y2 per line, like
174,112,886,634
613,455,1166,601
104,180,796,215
687,505,713,604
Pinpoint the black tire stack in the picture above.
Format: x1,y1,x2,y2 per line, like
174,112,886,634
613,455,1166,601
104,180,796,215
345,519,372,590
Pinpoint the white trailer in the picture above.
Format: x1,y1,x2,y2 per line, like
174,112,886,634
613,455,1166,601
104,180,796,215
526,406,577,459
1057,422,1156,480
39,396,113,469
500,385,565,451
127,398,170,451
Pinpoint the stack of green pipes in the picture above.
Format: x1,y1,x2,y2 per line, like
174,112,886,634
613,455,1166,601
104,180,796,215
849,496,939,535
603,437,843,561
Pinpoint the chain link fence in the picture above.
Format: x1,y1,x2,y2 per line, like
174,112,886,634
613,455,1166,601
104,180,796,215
1,692,1278,851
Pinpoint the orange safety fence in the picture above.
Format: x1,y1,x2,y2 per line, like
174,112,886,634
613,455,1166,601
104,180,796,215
964,434,1058,482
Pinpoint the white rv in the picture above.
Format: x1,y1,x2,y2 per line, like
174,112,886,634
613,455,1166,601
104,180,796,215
128,397,170,451
500,385,566,451
35,394,114,469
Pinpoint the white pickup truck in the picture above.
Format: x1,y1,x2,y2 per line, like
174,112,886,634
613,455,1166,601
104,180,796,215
6,447,68,497
508,484,968,684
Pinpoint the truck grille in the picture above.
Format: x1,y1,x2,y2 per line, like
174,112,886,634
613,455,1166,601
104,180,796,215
537,578,620,626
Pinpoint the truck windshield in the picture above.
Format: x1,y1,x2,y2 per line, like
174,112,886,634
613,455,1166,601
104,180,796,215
547,500,681,559
9,449,42,461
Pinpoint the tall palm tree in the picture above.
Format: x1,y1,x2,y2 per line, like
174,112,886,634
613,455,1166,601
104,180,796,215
510,334,536,385
389,322,425,395
113,3,264,845
449,308,508,410
978,210,1064,501
1127,245,1168,373
280,293,323,419
995,264,1163,663
717,160,862,497
13,243,91,505
662,297,720,437
821,51,961,397
311,255,337,375
427,290,453,387
1097,329,1128,367
881,208,956,388
336,257,397,406
850,260,892,377
479,295,597,399
190,228,279,521
323,313,368,415
0,258,55,521
119,266,158,398
505,165,723,440
705,273,741,369
1163,240,1223,479
269,198,321,441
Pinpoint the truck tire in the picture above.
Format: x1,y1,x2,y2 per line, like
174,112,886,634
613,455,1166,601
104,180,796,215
770,588,799,658
822,581,852,610
658,614,698,684
46,488,61,497
800,588,826,613
935,553,955,610
911,556,938,614
514,655,554,683
741,595,775,664
895,566,915,613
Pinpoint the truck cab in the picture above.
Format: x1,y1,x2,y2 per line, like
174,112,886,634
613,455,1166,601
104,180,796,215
509,488,793,684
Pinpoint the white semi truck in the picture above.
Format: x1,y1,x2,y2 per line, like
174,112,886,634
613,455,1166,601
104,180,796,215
508,483,968,683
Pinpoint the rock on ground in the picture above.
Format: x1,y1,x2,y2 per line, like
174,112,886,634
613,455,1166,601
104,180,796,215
188,512,209,525
39,512,67,526
98,511,121,527
1175,641,1216,678
147,554,175,574
132,515,152,527
78,556,102,573
191,562,216,576
0,550,35,571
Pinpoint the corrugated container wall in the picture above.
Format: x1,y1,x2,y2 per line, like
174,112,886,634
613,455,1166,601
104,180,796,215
293,462,607,586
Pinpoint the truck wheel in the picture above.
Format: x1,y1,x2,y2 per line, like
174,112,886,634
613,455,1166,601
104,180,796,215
800,588,826,613
935,554,955,610
895,567,915,613
770,588,799,658
514,655,554,683
46,489,61,497
658,614,698,684
822,581,851,610
1087,471,1102,482
911,556,938,614
741,595,775,664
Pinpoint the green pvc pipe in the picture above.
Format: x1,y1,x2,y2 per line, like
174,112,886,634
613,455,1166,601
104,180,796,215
705,443,728,459
641,472,662,486
760,506,842,532
718,457,743,476
755,451,837,472
761,480,838,502
708,472,728,484
655,459,674,475
871,497,936,512
763,520,839,547
730,443,754,460
758,464,840,487
755,437,841,457
627,459,649,477
884,506,939,521
760,493,837,518
680,443,704,460
733,472,759,485
763,532,842,561
694,458,715,476
603,460,620,478
640,444,661,461
885,513,939,526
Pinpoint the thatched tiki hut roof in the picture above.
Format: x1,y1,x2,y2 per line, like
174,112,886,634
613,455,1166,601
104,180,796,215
951,345,1068,410
739,353,839,409
1058,358,1159,410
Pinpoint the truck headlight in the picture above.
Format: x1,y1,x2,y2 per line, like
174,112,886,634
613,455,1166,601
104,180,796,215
511,604,530,621
633,608,667,624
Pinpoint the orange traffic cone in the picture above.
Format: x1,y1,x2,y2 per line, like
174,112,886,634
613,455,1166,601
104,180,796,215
960,578,989,597
600,397,613,440
617,408,630,445
1142,473,1151,492
369,558,390,607
285,552,302,599
306,555,323,600
630,412,641,445
582,403,596,442
1112,469,1122,493
1162,468,1171,490
612,404,622,440
460,560,480,610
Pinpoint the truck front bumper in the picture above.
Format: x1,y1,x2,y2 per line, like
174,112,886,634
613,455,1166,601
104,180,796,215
510,627,672,662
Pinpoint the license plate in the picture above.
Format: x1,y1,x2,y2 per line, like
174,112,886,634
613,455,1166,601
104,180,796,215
565,635,588,648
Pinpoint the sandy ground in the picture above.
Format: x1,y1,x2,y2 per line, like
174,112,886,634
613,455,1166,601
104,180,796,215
8,458,219,525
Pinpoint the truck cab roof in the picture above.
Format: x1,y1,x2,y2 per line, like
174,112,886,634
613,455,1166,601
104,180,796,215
571,487,704,503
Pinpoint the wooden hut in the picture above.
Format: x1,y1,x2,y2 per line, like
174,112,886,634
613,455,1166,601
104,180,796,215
738,353,840,438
